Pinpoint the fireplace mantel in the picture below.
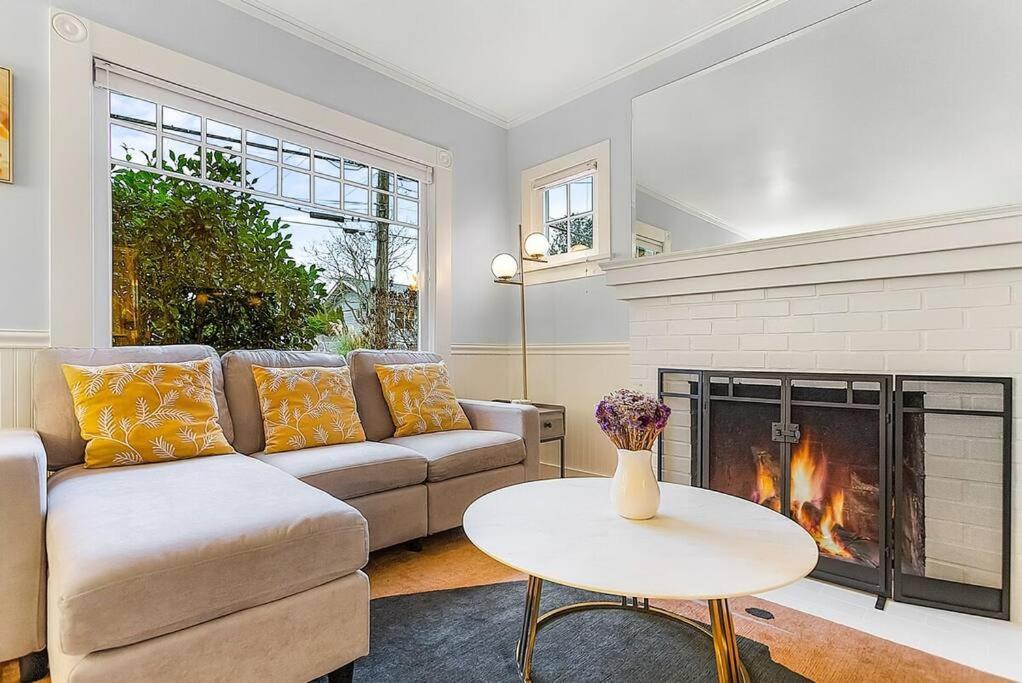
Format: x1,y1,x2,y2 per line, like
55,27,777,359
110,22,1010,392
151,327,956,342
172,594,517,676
601,206,1022,300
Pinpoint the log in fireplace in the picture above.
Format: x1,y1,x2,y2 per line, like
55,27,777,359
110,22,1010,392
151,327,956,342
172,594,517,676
657,369,1012,619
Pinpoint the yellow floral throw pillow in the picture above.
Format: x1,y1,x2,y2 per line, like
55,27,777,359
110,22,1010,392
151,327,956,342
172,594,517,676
251,365,366,454
62,358,233,469
375,361,471,437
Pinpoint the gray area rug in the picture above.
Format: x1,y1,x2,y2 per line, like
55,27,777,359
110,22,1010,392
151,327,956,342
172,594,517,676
352,581,809,682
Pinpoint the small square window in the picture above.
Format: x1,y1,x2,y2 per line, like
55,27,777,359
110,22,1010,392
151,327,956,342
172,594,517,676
523,141,608,276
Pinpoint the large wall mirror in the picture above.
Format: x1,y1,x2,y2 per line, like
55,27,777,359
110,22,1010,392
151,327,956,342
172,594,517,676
631,0,1022,258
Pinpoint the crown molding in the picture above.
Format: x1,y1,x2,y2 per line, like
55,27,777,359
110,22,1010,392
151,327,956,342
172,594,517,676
217,0,510,127
635,184,749,239
504,0,793,127
218,0,792,130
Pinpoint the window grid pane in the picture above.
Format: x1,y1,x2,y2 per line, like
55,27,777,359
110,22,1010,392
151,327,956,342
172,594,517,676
109,90,421,227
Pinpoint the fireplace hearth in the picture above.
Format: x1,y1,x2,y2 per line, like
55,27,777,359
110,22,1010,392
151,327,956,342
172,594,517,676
657,369,1012,619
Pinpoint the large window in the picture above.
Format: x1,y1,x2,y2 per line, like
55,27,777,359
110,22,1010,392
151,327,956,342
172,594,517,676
103,74,427,353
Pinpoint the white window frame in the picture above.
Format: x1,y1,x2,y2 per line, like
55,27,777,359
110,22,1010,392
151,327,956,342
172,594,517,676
520,140,611,284
49,11,454,357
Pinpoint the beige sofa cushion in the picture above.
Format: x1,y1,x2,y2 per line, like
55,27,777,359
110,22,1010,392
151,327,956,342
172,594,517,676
221,349,349,454
385,430,524,482
251,441,427,499
346,350,441,441
47,454,367,656
35,345,233,471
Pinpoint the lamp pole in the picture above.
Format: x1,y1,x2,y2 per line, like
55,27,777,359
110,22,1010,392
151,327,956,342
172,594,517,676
491,225,548,402
517,223,530,400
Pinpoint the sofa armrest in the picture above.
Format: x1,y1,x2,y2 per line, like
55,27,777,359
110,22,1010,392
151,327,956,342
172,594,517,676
459,400,540,480
0,429,48,661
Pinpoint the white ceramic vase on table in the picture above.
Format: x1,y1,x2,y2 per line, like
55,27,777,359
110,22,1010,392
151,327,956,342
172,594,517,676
609,448,660,519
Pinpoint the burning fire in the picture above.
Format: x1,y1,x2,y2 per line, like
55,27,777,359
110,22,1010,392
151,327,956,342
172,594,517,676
754,438,853,559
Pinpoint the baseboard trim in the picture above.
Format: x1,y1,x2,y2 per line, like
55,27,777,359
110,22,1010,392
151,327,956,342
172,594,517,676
451,343,628,356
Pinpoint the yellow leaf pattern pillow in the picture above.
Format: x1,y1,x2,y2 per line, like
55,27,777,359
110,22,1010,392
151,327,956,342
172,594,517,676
252,365,365,454
375,361,471,437
62,358,234,469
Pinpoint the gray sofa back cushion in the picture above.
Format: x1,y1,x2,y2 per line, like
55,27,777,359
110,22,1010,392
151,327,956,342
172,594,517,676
346,350,442,442
221,349,349,454
34,345,233,470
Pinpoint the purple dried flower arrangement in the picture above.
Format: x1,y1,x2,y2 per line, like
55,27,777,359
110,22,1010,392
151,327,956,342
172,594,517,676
595,388,671,451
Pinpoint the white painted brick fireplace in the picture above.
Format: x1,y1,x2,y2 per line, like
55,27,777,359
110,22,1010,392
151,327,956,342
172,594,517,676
630,270,1021,589
602,214,1022,676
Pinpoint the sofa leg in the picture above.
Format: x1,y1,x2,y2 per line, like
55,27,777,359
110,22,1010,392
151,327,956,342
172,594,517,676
19,650,48,683
405,537,424,552
326,661,355,683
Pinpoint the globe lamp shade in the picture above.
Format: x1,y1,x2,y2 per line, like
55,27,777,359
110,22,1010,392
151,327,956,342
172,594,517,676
491,253,519,280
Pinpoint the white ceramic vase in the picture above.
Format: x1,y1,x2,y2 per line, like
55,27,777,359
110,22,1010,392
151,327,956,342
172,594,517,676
610,448,660,520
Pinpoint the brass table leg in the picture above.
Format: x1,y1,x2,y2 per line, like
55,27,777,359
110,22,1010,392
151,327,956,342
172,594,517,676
515,575,543,681
708,598,743,683
515,585,748,683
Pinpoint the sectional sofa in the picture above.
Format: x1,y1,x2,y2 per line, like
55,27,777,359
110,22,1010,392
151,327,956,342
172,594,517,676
0,345,539,682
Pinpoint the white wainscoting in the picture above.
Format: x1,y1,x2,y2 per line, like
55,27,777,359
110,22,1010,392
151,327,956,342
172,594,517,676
0,338,630,476
450,343,630,476
0,332,46,430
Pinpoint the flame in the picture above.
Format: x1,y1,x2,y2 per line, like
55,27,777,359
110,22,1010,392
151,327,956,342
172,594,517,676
753,437,853,559
753,457,780,512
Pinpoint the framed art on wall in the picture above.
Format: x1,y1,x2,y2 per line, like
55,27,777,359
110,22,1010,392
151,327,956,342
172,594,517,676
0,66,10,183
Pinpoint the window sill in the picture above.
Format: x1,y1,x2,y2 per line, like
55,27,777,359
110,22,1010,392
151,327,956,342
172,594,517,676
523,254,611,285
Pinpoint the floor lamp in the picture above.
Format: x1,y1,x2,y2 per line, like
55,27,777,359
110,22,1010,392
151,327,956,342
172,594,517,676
491,225,549,402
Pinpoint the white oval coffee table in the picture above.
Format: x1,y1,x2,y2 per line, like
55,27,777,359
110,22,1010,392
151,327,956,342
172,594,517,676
463,477,818,682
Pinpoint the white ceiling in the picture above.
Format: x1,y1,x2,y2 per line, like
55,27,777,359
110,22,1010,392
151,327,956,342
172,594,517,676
219,0,775,127
633,0,1022,241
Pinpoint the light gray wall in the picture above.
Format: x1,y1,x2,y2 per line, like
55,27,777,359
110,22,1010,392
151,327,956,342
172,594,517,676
0,1,50,332
634,189,743,252
0,0,516,344
508,0,866,345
